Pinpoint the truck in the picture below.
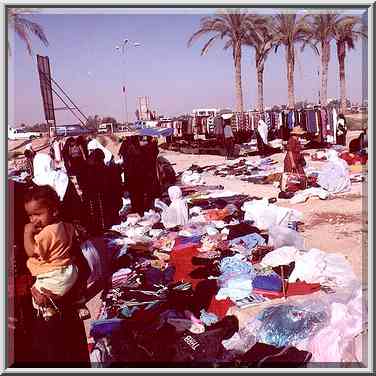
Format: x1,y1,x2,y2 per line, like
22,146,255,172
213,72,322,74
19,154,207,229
8,128,43,140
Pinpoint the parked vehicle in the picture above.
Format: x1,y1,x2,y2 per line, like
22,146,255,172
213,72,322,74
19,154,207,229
98,123,113,134
8,128,43,140
54,125,92,137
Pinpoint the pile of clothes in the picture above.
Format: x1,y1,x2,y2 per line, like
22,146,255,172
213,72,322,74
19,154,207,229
85,181,365,368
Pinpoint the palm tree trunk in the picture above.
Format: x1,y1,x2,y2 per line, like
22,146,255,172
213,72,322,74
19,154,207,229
233,43,244,114
256,53,264,112
286,45,295,108
337,41,347,114
320,42,330,106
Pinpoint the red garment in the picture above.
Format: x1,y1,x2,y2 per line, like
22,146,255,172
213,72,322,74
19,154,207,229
253,281,321,299
169,243,201,288
207,297,234,319
284,137,305,175
340,152,368,166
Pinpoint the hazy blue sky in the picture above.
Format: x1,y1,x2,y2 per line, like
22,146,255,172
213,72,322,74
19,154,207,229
8,8,368,126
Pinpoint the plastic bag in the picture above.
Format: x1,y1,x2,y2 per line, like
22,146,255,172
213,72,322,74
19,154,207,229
268,225,304,249
161,186,189,229
256,298,330,348
242,199,303,231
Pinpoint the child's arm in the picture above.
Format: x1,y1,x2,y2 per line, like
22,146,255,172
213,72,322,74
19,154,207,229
23,223,39,257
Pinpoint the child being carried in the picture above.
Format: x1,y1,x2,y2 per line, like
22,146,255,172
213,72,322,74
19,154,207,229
24,185,90,320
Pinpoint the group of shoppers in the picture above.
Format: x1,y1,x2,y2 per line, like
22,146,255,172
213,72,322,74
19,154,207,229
118,135,160,216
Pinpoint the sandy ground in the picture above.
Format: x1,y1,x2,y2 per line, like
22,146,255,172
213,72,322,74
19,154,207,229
8,131,368,340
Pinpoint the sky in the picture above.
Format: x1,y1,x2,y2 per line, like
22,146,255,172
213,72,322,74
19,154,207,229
7,7,368,127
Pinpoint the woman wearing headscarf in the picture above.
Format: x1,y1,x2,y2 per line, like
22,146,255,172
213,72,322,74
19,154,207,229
336,114,348,147
62,137,86,189
80,149,123,235
143,136,160,210
32,153,84,224
256,119,268,157
283,127,307,176
87,137,113,165
123,136,147,216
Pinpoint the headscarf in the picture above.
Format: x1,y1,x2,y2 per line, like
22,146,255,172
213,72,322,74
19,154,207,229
87,139,113,165
257,119,268,145
32,153,69,201
161,186,188,228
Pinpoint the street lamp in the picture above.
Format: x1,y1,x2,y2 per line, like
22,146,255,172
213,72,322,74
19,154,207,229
115,38,141,125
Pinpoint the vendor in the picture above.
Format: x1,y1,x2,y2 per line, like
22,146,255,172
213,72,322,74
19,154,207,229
284,126,306,175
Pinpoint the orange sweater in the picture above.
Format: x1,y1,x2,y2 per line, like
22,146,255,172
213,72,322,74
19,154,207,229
27,222,75,276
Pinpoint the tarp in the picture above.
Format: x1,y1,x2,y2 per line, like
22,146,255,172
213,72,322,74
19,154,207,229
137,127,174,138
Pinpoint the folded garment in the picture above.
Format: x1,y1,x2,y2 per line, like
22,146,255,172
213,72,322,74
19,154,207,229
253,281,321,299
240,342,312,367
252,274,282,292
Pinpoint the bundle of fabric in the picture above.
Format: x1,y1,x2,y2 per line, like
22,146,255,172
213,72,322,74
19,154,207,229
317,150,351,194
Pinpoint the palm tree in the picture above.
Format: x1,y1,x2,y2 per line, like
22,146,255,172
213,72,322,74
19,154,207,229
244,15,274,112
271,14,314,108
333,16,367,114
307,13,362,108
188,10,249,113
8,8,49,55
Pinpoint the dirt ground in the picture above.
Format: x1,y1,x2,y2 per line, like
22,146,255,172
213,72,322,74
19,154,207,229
8,131,368,339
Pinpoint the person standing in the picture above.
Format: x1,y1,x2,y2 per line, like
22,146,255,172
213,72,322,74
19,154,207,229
256,119,269,157
336,114,348,146
143,136,160,210
284,126,306,175
80,149,123,235
223,121,234,159
123,136,146,216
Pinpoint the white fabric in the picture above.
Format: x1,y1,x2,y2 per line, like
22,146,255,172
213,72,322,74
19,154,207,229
181,170,202,185
224,125,234,138
33,264,78,296
25,143,33,151
308,289,363,362
33,153,69,201
87,139,113,165
290,187,330,204
257,120,268,144
288,248,357,288
317,150,351,194
53,140,62,162
332,108,338,144
268,225,304,249
241,198,303,231
260,246,299,268
161,186,189,229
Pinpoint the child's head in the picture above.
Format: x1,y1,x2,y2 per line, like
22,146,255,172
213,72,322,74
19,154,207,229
24,185,60,230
